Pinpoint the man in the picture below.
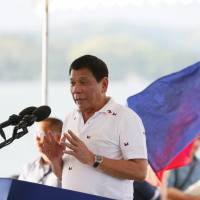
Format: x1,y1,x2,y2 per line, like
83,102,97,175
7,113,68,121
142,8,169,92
166,136,200,200
42,55,147,199
167,136,200,191
18,117,63,187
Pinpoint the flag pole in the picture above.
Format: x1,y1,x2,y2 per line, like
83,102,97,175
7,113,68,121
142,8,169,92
41,0,49,105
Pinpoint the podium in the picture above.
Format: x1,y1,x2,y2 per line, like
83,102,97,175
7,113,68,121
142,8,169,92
0,178,111,200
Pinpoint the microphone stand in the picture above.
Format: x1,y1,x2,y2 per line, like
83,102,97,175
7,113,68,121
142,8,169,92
0,137,15,149
0,127,14,149
0,126,28,149
13,126,28,139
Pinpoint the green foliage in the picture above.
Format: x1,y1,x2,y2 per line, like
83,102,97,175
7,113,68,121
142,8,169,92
0,23,200,81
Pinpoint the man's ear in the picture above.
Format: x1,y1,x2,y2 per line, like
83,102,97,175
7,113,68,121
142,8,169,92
101,77,108,93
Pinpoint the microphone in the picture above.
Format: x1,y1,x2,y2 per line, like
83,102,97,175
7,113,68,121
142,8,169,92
16,105,51,129
0,106,37,140
0,106,37,129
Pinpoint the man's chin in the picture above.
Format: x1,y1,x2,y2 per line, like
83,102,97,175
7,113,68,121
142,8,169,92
76,104,87,112
75,102,83,108
77,106,84,112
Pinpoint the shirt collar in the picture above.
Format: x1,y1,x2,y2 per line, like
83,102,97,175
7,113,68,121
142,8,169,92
97,97,115,114
74,97,116,116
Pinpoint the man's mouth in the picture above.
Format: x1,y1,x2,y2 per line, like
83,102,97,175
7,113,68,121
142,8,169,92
75,98,85,103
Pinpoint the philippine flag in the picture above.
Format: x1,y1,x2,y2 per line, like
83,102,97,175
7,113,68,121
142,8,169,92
127,62,200,179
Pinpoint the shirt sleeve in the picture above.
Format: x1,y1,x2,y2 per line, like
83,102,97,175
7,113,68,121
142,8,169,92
119,107,148,160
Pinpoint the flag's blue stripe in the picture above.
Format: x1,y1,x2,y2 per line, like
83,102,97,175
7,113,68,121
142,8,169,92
127,62,200,172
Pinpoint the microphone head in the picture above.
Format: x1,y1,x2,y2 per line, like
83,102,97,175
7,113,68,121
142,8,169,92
19,106,37,117
32,105,51,122
8,114,21,126
10,106,37,125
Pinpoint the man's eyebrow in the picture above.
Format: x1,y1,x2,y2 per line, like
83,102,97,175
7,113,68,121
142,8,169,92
79,77,89,80
70,77,89,80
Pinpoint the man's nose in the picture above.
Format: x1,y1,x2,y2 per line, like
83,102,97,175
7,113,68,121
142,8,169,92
71,84,82,93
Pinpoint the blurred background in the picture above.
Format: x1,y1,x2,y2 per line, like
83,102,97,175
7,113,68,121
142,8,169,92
0,0,200,177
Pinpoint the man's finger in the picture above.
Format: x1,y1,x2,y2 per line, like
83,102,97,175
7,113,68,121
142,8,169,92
43,131,54,143
46,131,55,141
63,142,77,151
63,150,76,156
68,130,80,142
65,133,79,146
60,133,68,144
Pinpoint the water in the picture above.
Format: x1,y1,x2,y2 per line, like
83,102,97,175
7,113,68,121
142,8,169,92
0,79,148,177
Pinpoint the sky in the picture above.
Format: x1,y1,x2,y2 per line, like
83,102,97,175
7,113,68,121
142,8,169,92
0,0,200,32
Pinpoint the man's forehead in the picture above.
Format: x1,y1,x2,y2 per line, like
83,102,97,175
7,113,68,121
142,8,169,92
70,73,95,82
36,122,50,133
37,121,49,129
35,126,61,137
70,68,93,76
35,126,45,137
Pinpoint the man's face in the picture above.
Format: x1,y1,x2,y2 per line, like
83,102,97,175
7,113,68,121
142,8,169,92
35,122,60,152
70,68,108,113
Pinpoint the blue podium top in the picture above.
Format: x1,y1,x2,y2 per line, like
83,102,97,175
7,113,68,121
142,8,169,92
0,178,112,200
